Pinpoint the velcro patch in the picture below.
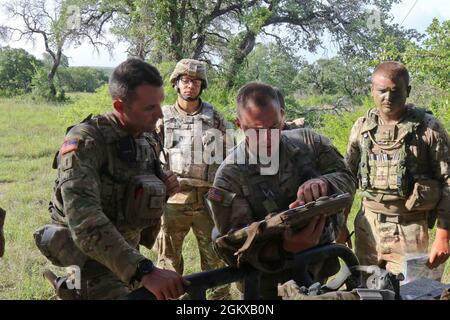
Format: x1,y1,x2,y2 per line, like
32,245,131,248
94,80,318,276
207,187,236,207
60,138,79,155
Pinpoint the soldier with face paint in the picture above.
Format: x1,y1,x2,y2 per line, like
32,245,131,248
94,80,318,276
154,59,231,300
342,61,450,275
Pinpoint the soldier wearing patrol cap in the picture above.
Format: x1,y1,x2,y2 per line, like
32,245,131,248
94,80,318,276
155,59,231,299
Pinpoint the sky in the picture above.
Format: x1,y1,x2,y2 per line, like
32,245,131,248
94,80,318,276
0,0,449,67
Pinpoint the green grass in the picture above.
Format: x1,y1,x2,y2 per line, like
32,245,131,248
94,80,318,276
0,96,237,299
0,97,66,299
0,94,448,299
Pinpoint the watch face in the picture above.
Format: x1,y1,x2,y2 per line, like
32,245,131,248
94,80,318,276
139,260,154,274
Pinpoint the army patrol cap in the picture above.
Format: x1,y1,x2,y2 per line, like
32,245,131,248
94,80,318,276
170,59,208,89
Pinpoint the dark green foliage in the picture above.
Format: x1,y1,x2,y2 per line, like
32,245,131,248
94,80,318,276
0,46,42,96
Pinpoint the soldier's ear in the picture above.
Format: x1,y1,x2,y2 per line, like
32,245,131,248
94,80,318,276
113,99,124,113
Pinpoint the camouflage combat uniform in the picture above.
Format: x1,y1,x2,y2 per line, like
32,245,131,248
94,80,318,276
155,100,232,299
345,105,450,275
0,207,5,257
208,128,356,299
35,112,166,299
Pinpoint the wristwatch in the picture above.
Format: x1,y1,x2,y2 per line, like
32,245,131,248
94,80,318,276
134,259,155,282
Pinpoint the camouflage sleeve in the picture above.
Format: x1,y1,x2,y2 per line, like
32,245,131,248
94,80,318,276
59,125,145,284
152,118,165,158
210,162,288,272
307,130,357,197
306,130,357,234
155,118,164,142
344,117,364,177
425,117,450,230
214,109,235,158
211,163,252,235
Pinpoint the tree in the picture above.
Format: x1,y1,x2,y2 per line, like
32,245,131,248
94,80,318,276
59,66,108,92
111,0,256,62
108,0,419,90
404,19,449,91
222,0,420,88
235,42,302,95
2,0,114,99
294,56,370,98
0,46,43,95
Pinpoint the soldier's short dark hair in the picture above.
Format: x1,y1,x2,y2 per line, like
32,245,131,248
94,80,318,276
109,58,163,103
273,87,285,110
372,61,410,86
236,82,280,115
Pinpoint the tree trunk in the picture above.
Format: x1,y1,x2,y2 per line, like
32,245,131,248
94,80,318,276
47,49,62,98
191,31,205,59
225,31,256,89
168,0,186,61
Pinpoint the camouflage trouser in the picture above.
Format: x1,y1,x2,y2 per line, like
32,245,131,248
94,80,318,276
55,261,135,300
354,206,429,275
80,265,133,300
156,202,231,300
59,221,161,300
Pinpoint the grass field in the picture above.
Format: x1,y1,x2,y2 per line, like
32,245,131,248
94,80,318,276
0,95,448,299
0,96,228,299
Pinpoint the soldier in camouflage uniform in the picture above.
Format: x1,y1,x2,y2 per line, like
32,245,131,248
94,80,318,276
0,207,5,257
155,59,231,299
343,61,450,275
34,59,187,300
207,82,356,299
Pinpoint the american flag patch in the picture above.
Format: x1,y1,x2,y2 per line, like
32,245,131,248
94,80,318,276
208,187,224,203
60,138,79,155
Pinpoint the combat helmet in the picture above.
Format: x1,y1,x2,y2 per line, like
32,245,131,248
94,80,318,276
169,59,208,89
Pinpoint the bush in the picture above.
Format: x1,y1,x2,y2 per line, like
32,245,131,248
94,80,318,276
0,46,42,96
58,67,109,93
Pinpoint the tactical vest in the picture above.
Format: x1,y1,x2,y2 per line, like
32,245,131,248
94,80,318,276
238,131,319,221
358,107,430,199
162,102,222,183
50,113,165,229
237,129,339,254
